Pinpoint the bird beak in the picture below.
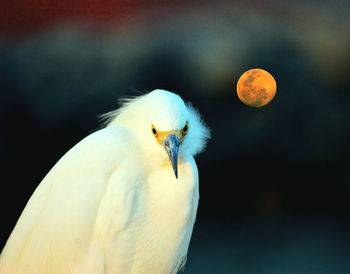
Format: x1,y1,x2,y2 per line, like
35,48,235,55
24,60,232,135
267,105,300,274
163,133,181,179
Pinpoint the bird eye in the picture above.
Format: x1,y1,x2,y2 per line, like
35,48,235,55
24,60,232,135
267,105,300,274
152,125,158,137
183,122,189,135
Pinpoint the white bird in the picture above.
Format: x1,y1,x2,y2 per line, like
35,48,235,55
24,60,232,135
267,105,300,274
0,89,210,274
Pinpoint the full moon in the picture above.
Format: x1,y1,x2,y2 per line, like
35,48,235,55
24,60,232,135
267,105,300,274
236,68,277,107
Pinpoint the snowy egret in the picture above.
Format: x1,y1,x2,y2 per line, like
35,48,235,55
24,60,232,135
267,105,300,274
0,89,210,274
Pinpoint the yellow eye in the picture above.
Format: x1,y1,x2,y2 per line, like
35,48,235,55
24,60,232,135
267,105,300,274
151,125,158,137
182,122,189,135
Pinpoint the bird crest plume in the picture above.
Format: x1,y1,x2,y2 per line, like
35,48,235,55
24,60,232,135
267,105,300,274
100,89,210,156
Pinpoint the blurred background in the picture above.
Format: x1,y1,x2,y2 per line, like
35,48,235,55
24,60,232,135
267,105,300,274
1,0,350,273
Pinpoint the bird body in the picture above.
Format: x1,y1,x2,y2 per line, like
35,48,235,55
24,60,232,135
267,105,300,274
0,90,209,274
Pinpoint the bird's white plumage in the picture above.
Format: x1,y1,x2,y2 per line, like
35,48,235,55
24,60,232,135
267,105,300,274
0,89,210,274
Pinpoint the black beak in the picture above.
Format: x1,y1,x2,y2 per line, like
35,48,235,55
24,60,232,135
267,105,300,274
163,133,181,179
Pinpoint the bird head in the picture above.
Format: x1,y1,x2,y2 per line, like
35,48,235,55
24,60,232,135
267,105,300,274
102,89,210,179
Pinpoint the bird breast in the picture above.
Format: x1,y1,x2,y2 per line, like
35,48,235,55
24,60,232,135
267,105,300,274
108,157,199,274
147,158,198,224
138,157,199,273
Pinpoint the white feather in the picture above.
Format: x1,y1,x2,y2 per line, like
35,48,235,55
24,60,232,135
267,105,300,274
0,89,209,274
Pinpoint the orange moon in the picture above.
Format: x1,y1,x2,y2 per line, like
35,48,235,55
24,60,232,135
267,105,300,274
236,68,277,107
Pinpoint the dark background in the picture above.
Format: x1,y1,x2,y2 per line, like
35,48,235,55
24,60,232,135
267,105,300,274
1,1,350,273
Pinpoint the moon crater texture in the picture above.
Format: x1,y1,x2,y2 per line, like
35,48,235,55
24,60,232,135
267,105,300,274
237,69,277,107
